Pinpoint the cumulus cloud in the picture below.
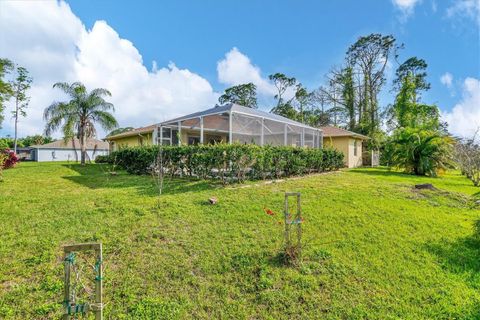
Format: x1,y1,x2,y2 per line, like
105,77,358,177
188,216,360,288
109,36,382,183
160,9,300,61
440,72,453,88
217,47,276,96
446,0,480,26
0,1,219,138
392,0,421,17
442,77,480,137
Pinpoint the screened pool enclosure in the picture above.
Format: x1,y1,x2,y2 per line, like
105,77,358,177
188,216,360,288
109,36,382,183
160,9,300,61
155,103,323,148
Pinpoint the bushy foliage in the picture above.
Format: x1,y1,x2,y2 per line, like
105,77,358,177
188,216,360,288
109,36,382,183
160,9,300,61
385,128,453,176
1,149,19,169
94,155,110,163
107,144,344,183
0,135,53,148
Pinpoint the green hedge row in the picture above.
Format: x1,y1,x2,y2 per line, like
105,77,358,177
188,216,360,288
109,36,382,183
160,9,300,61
98,144,344,183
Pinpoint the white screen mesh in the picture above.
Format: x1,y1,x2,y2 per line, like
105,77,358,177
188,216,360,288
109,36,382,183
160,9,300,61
231,113,262,145
286,124,302,147
263,119,285,146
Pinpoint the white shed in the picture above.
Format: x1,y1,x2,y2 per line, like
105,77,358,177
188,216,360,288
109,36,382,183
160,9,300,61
30,138,109,162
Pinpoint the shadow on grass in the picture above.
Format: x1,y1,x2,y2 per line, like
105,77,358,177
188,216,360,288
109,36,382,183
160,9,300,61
425,236,480,289
61,163,219,196
349,168,418,179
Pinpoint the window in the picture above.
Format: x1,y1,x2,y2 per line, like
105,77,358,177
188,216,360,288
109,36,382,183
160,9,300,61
188,136,200,145
353,140,357,156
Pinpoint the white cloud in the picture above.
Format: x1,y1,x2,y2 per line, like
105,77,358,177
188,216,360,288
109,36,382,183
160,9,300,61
392,0,421,17
217,47,276,96
0,1,219,138
440,72,453,88
446,0,480,26
442,77,480,137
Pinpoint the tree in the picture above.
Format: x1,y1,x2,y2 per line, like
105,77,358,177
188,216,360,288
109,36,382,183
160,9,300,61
11,66,32,154
44,82,118,165
0,58,14,129
21,135,53,147
307,89,333,127
385,67,452,176
294,85,309,123
218,83,257,108
455,130,480,186
269,73,297,109
393,57,430,100
346,34,398,135
389,73,439,130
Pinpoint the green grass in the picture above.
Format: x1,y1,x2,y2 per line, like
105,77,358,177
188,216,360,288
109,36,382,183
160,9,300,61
1,162,479,319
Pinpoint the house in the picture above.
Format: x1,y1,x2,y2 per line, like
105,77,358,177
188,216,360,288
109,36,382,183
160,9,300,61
320,126,369,168
107,103,323,151
106,125,156,152
15,147,32,161
30,138,109,162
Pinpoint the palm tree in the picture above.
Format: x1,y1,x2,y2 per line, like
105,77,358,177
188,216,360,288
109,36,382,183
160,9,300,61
44,82,118,165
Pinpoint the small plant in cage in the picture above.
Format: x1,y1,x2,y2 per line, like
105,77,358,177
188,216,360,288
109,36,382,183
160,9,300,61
263,192,304,266
63,243,103,320
151,144,165,207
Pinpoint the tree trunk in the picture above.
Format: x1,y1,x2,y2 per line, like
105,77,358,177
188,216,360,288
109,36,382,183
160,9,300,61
13,99,18,154
80,128,86,166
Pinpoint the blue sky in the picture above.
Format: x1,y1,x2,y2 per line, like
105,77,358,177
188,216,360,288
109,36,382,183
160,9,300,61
0,0,479,137
68,0,479,107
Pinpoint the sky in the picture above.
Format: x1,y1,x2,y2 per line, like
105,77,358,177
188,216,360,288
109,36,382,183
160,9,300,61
0,0,479,138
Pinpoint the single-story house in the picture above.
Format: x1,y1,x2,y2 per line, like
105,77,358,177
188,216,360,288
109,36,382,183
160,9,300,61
15,147,32,161
30,138,109,162
320,126,369,168
106,125,156,152
107,103,323,151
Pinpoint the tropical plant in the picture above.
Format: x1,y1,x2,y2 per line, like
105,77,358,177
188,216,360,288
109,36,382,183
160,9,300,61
386,128,454,176
44,82,118,165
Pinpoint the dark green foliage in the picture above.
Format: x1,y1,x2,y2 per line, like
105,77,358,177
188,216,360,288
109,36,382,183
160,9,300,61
0,58,14,129
218,83,257,108
0,135,53,148
108,144,344,182
394,57,430,95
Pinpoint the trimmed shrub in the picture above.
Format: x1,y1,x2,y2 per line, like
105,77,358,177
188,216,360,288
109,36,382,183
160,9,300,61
94,155,111,163
107,144,344,183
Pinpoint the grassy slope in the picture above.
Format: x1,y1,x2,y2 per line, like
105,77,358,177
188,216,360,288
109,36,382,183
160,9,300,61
0,162,479,319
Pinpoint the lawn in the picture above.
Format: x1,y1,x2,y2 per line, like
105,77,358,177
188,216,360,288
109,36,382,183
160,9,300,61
0,162,479,319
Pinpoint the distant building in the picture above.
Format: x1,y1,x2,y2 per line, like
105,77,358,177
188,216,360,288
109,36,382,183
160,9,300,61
320,126,370,168
30,138,109,162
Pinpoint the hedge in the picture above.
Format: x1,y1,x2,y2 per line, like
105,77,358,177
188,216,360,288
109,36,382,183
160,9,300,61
99,144,344,183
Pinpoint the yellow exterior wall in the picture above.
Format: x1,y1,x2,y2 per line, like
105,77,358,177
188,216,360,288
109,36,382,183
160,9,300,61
322,136,363,168
108,133,153,151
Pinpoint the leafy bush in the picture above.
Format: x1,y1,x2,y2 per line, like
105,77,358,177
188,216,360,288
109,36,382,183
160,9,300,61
94,155,111,163
385,128,454,176
108,144,344,183
1,149,19,169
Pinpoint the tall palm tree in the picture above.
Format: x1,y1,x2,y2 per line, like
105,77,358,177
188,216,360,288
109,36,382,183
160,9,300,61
44,82,118,165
